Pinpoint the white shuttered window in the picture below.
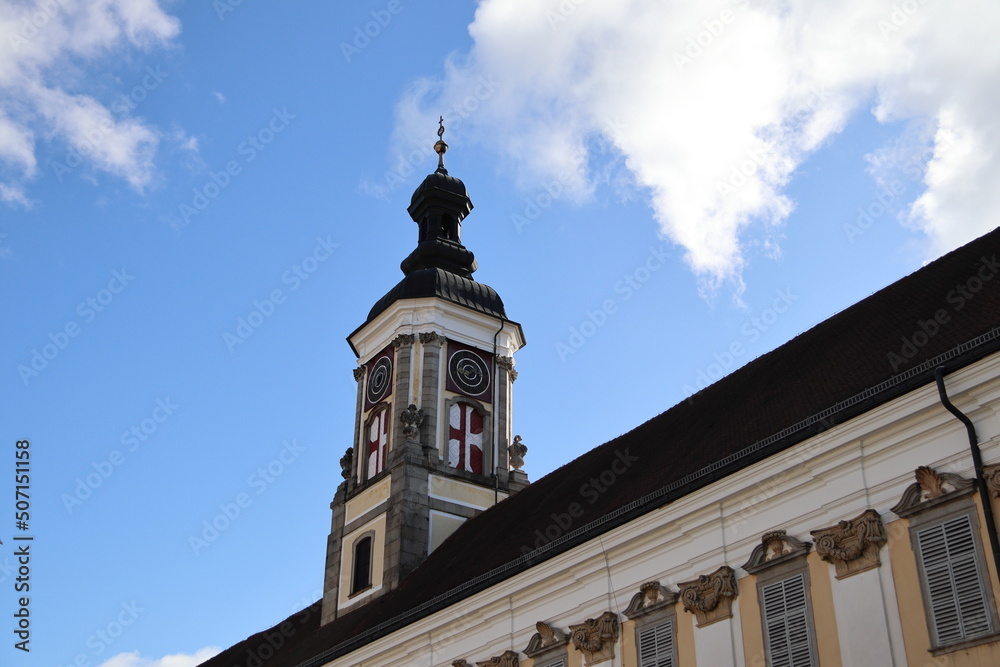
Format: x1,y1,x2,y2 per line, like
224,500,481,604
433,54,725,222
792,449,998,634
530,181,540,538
917,514,993,645
638,620,675,667
762,574,814,667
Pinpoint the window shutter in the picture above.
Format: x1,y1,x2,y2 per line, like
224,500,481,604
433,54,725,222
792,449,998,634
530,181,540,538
917,514,993,644
762,574,814,667
638,620,675,667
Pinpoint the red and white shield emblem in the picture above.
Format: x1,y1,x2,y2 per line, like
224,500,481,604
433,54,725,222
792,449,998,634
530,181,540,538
449,404,483,474
367,409,389,478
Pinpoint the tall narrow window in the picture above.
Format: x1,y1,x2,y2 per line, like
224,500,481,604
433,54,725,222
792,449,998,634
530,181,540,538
351,535,372,594
638,620,675,667
366,408,389,479
448,403,483,474
761,574,814,667
916,514,994,645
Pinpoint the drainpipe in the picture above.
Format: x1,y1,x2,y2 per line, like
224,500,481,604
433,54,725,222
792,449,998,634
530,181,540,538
492,316,506,506
934,366,1000,581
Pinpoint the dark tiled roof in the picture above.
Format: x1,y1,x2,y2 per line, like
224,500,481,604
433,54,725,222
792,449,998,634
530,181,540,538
203,226,1000,667
363,267,508,324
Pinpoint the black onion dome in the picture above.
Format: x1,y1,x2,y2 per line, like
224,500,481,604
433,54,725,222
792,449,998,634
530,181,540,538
366,267,507,323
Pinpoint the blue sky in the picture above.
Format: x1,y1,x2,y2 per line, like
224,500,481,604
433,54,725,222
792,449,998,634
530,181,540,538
1,1,998,665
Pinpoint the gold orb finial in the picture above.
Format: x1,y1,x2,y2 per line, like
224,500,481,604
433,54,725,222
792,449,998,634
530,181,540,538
433,115,448,171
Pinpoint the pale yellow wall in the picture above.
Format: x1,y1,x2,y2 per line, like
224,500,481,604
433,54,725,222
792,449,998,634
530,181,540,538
430,511,466,553
739,574,765,667
429,473,505,510
806,552,843,667
621,619,636,666
337,513,386,608
676,601,696,666
345,474,391,524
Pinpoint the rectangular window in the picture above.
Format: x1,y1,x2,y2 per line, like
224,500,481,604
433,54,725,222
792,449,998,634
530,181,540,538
762,574,814,667
537,661,564,667
638,620,675,667
917,514,994,645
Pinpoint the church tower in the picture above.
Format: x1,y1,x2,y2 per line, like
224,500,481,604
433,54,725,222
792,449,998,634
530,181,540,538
321,124,527,625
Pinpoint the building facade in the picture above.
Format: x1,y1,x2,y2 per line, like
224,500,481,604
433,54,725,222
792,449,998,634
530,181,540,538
200,141,1000,667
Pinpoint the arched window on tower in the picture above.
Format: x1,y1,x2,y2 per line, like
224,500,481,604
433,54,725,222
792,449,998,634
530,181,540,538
449,402,484,474
350,534,373,594
366,407,389,480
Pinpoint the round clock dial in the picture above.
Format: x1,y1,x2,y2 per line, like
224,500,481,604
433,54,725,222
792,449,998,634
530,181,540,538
448,349,490,396
366,356,393,405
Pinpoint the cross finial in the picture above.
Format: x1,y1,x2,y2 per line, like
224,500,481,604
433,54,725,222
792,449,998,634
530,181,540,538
433,116,448,173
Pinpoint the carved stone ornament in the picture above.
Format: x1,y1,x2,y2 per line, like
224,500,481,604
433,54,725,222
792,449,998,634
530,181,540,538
392,333,415,348
400,404,424,441
453,661,472,667
352,367,365,382
985,464,1000,499
419,331,442,344
508,435,527,470
497,356,514,371
890,465,975,518
569,612,619,666
339,447,353,480
810,509,887,579
623,580,679,620
742,529,812,575
475,651,519,667
678,566,738,627
523,621,569,658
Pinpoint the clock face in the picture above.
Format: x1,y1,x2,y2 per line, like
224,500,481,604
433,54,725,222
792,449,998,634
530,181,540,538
447,346,491,398
365,349,393,408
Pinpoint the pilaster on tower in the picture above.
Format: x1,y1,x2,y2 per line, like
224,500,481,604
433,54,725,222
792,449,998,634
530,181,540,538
321,122,526,625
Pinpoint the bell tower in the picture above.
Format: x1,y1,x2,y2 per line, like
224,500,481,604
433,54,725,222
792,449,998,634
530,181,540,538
321,123,527,625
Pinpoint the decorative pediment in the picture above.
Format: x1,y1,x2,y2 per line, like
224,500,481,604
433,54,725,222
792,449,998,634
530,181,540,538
523,621,569,658
476,651,519,667
569,612,619,666
810,509,887,579
890,466,975,518
742,530,811,574
678,566,737,627
982,464,1000,498
623,581,679,620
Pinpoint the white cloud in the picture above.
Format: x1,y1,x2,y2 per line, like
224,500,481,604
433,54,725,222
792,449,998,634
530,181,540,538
391,0,1000,290
0,0,180,202
96,648,221,667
